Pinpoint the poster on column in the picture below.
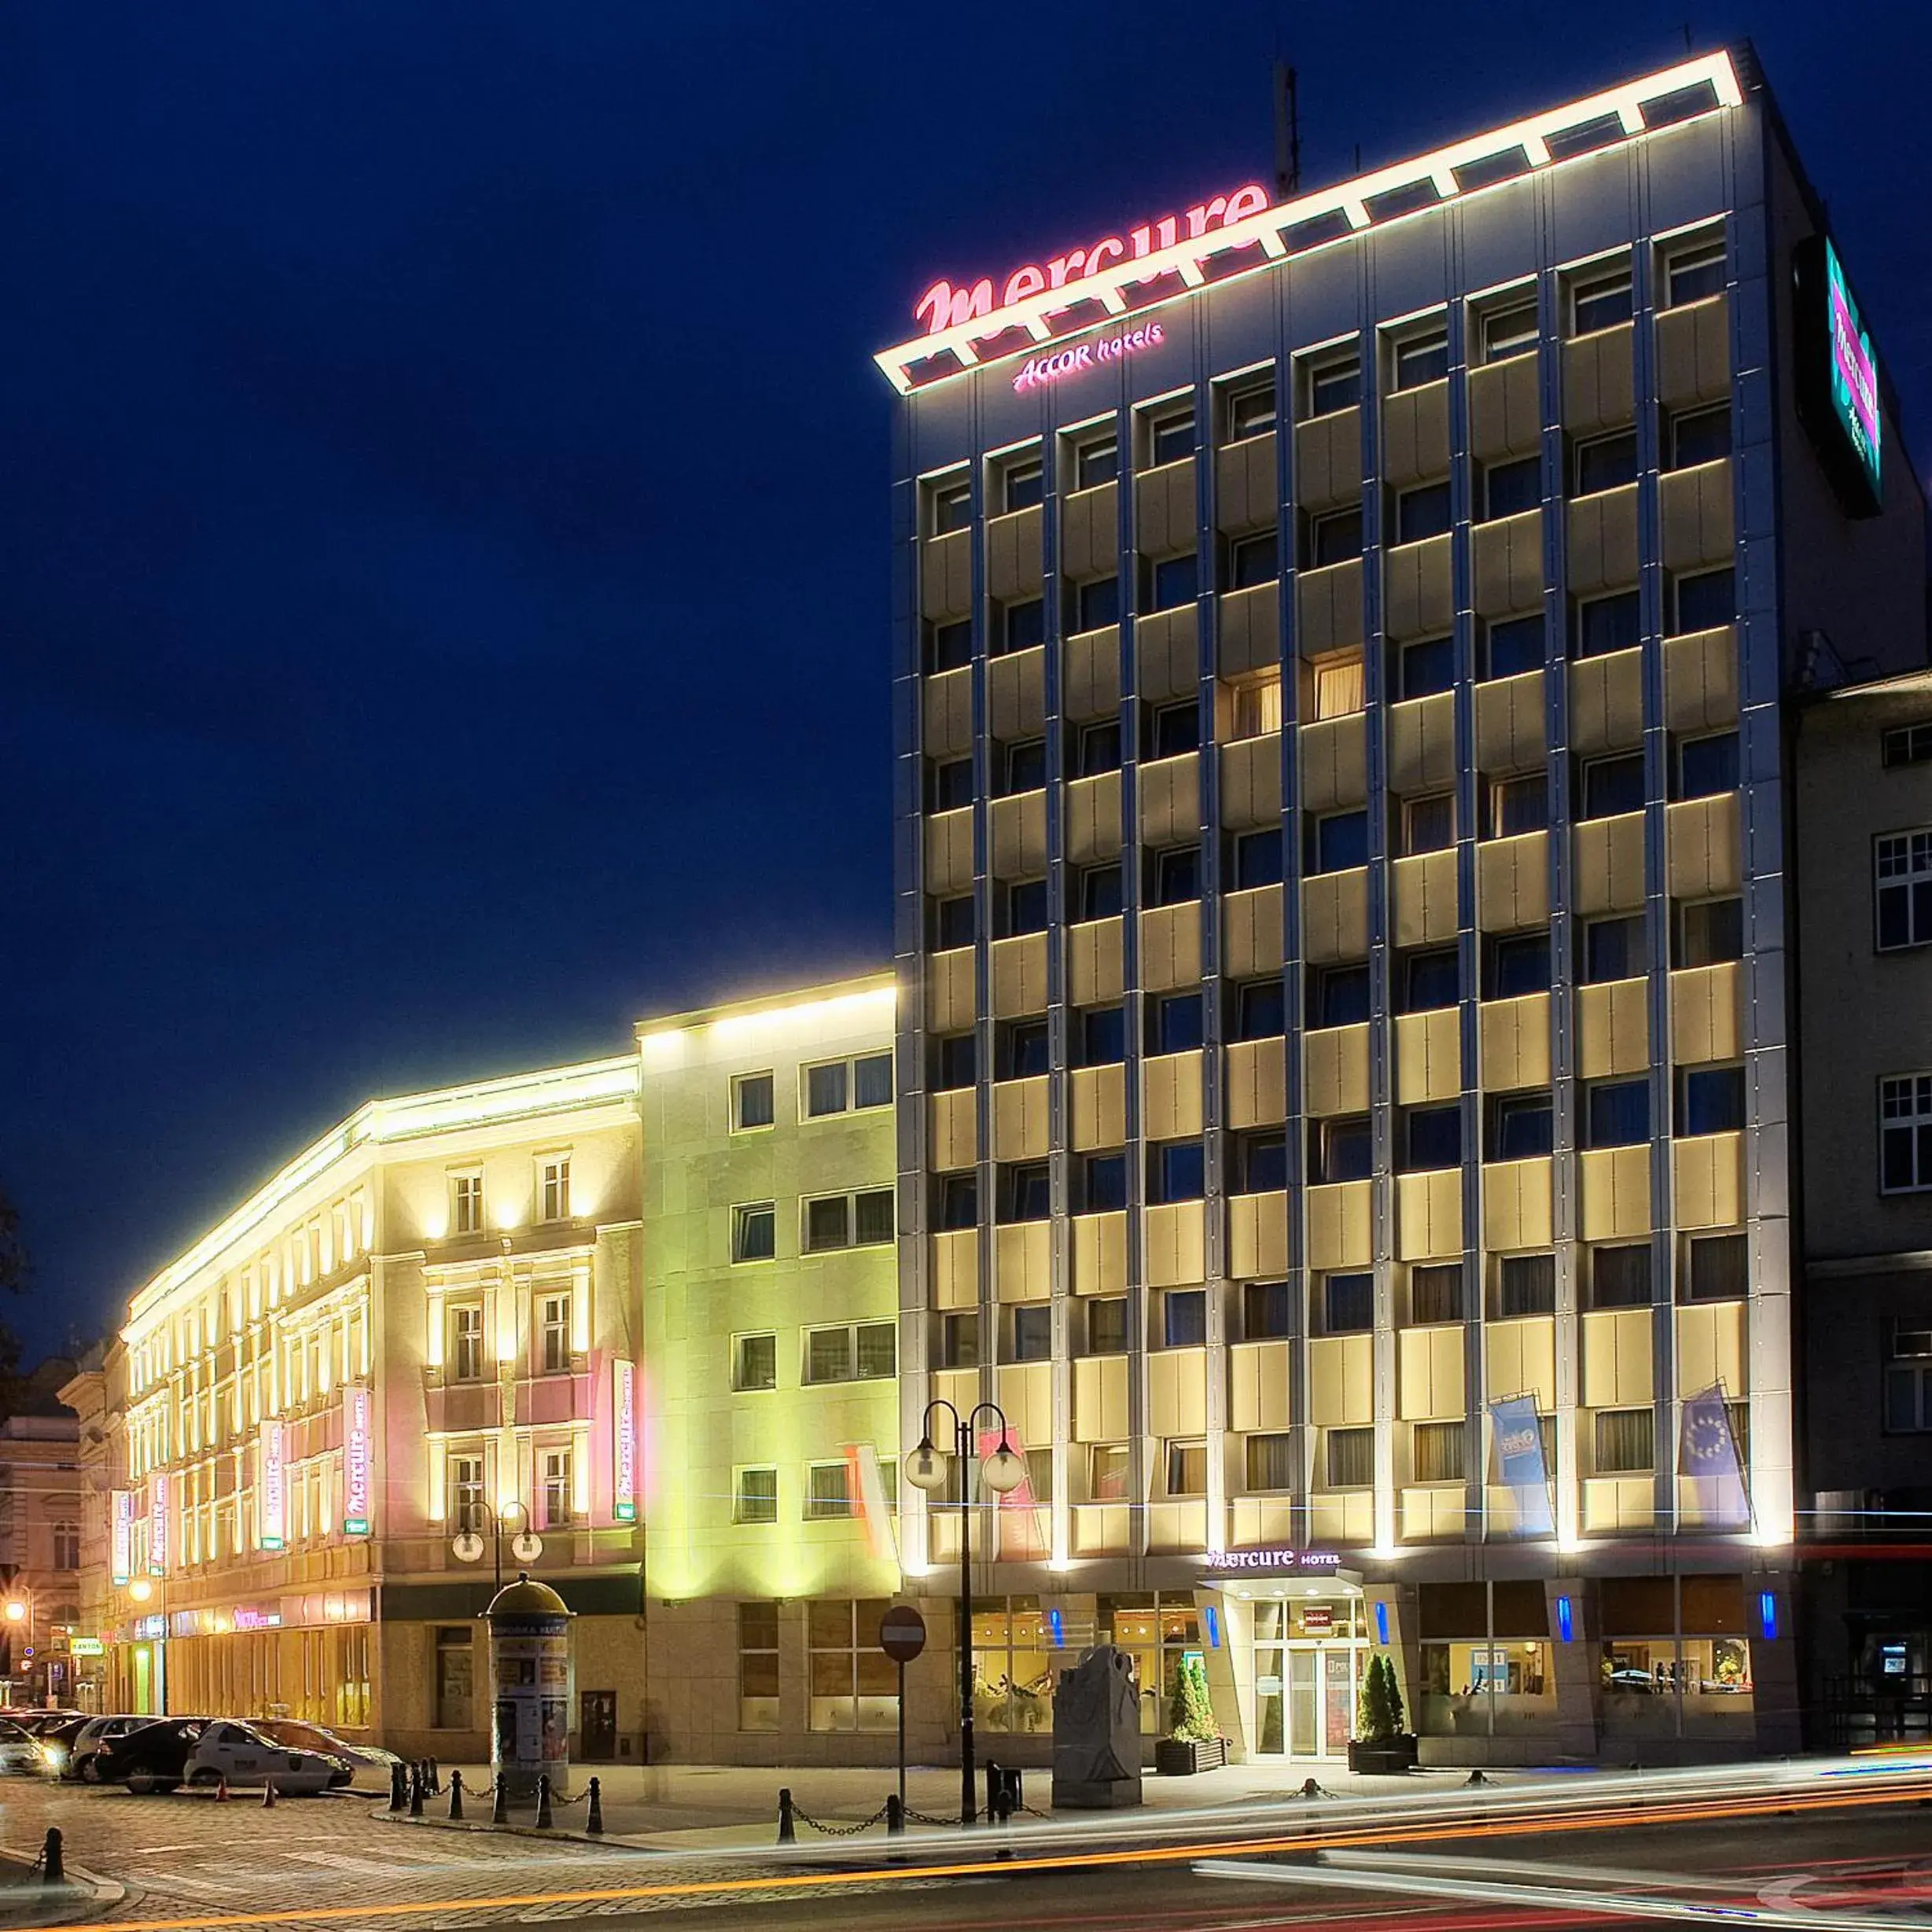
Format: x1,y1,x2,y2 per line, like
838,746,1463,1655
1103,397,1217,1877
1487,1394,1555,1537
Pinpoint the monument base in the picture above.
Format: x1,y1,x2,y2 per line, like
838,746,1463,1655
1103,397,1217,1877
1051,1775,1143,1809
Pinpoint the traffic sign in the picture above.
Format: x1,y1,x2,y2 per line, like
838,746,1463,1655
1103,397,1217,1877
879,1604,926,1664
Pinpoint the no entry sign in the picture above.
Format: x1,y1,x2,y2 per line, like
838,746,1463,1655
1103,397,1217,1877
879,1604,927,1663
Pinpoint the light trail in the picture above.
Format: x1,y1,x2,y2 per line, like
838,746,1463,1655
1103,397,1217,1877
17,1761,1932,1932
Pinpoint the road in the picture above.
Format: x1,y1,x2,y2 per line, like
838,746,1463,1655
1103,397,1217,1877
0,1757,1927,1932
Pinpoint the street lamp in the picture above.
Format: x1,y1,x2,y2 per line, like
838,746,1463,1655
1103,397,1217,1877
451,1499,542,1595
903,1398,1026,1826
2,1598,27,1706
126,1577,165,1715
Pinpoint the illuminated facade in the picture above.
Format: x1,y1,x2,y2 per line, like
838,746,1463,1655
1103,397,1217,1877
885,48,1926,1763
90,1058,646,1759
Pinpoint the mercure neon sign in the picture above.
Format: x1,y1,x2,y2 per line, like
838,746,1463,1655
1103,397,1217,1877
914,182,1271,334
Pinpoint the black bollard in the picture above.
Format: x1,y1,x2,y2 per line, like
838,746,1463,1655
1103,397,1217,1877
992,1772,1014,1862
491,1776,509,1826
447,1769,464,1821
587,1776,603,1835
408,1766,424,1817
777,1786,796,1845
41,1829,64,1887
885,1794,904,1838
985,1759,1001,1821
535,1772,554,1829
390,1761,408,1811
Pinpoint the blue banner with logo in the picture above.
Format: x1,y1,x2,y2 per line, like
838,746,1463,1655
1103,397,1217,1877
1679,1385,1750,1529
1488,1393,1555,1536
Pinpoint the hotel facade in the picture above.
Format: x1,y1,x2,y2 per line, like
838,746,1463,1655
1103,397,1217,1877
881,45,1926,1765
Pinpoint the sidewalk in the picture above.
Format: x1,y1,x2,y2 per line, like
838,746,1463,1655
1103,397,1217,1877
391,1756,1569,1852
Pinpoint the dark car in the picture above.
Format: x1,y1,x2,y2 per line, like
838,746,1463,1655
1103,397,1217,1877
93,1719,203,1794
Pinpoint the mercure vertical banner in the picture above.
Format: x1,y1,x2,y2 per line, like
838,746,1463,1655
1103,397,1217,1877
1679,1385,1750,1529
342,1386,372,1536
111,1491,133,1585
259,1420,286,1550
149,1470,170,1573
612,1360,637,1523
1488,1394,1555,1536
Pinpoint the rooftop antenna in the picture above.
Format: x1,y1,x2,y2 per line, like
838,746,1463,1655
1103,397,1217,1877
1682,21,1693,52
1273,61,1301,201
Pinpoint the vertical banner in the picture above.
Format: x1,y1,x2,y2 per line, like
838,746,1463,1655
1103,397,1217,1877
611,1360,637,1523
342,1386,373,1536
1680,1385,1751,1529
111,1492,134,1586
845,1442,900,1564
1487,1394,1555,1536
259,1421,286,1550
149,1471,170,1574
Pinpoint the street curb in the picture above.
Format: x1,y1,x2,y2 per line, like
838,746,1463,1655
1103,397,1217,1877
0,1850,126,1928
370,1805,646,1851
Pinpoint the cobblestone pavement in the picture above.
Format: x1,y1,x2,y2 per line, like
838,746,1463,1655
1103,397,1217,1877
0,1779,913,1928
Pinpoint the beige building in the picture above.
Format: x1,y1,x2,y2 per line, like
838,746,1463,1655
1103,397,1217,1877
0,1360,83,1708
88,1058,647,1761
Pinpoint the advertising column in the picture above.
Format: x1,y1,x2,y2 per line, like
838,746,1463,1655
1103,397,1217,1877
485,1573,572,1800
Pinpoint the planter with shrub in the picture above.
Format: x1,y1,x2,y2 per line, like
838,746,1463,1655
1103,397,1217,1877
1346,1652,1419,1773
1155,1653,1227,1775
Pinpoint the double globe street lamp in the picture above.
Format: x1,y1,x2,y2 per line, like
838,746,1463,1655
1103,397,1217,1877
452,1499,542,1595
903,1397,1026,1826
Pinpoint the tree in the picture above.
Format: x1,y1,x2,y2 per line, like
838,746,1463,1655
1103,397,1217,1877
1382,1653,1407,1736
1358,1654,1400,1742
1166,1652,1217,1743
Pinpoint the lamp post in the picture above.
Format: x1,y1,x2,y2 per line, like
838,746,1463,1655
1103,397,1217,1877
2,1595,28,1706
903,1398,1026,1827
452,1500,542,1597
127,1577,165,1714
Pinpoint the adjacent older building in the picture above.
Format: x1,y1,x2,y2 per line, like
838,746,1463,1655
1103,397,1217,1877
880,44,1926,1764
0,1359,83,1708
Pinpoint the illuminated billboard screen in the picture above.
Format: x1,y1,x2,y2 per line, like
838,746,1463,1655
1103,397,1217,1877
1795,233,1882,516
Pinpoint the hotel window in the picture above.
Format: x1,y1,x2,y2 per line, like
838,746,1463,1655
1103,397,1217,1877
1315,962,1371,1028
733,1332,778,1392
1148,552,1198,613
738,1602,780,1731
936,1172,977,1231
1485,613,1544,681
1400,947,1459,1012
1671,568,1734,635
1576,589,1641,657
450,1455,484,1534
941,1312,980,1369
927,619,972,673
1399,635,1455,701
735,1466,778,1525
1482,454,1540,521
1234,828,1283,891
1669,403,1731,469
806,1462,854,1519
934,894,975,950
1676,896,1743,967
1402,791,1455,856
802,1188,895,1253
1404,1105,1462,1171
1003,877,1048,936
1393,331,1449,391
1224,377,1275,442
539,1157,571,1225
1496,1251,1557,1318
451,1172,483,1237
1151,845,1200,907
1678,1064,1746,1137
930,477,972,535
1875,830,1932,951
1321,1271,1374,1334
804,1051,894,1117
1146,407,1195,468
1148,699,1198,761
1489,1092,1555,1161
1162,1289,1207,1349
1582,913,1646,984
1089,1443,1130,1501
1011,1304,1052,1362
1164,1441,1208,1496
1884,1320,1932,1433
997,597,1045,655
808,1599,896,1733
732,1202,776,1264
1675,730,1739,800
1000,1017,1049,1080
1228,528,1279,591
1684,1231,1748,1302
1410,1262,1463,1325
1312,647,1366,719
1665,238,1726,307
1150,1140,1205,1205
1081,1151,1128,1213
1306,352,1361,418
1246,1433,1293,1492
933,1033,975,1092
1086,1299,1129,1356
1230,669,1282,742
1573,430,1639,498
1570,267,1633,336
1244,1280,1293,1339
1312,1116,1372,1184
1327,1427,1374,1489
1073,432,1118,490
1883,723,1932,768
1001,1161,1051,1223
1413,1420,1466,1484
1077,863,1122,921
733,1071,775,1130
450,1306,484,1383
539,1294,571,1374
541,1448,572,1528
1074,573,1120,632
1591,1244,1654,1308
803,1321,896,1385
1233,1129,1286,1194
1585,1079,1650,1148
1481,302,1539,362
1581,751,1646,819
999,738,1047,796
1002,454,1043,512
1882,1074,1932,1194
1311,808,1368,874
1076,717,1123,776
1595,1408,1655,1474
1395,482,1452,545
1489,771,1549,838
1233,977,1286,1041
1309,506,1363,569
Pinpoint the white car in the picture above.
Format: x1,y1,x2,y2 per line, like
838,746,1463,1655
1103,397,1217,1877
0,1718,44,1776
186,1720,337,1794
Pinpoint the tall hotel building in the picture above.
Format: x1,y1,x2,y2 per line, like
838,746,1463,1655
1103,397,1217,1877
881,47,1925,1762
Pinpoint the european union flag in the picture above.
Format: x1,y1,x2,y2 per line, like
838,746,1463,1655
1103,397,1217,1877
1678,1384,1750,1528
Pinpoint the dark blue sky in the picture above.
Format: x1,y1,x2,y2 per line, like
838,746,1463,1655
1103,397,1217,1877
2,3,1924,1356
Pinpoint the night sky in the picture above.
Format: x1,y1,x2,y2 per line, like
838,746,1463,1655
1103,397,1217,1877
2,2,1924,1359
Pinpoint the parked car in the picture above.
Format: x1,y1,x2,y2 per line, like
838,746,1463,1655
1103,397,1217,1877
93,1720,200,1794
0,1717,47,1776
252,1720,397,1787
183,1720,338,1795
31,1715,89,1776
64,1714,155,1781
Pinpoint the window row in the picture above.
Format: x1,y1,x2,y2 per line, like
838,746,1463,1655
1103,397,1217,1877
733,1458,899,1524
438,1289,582,1380
731,1190,896,1263
446,1155,573,1238
730,1323,897,1390
730,1053,894,1132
